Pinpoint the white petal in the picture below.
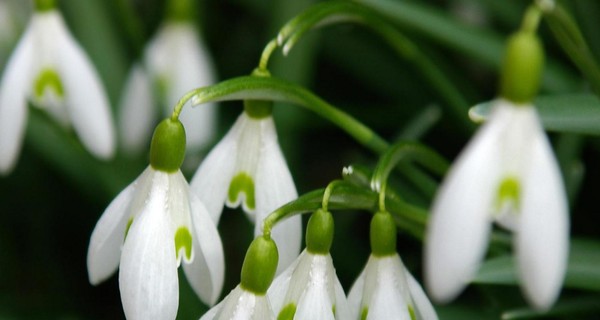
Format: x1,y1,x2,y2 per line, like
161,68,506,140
516,114,569,311
211,285,276,320
0,21,34,174
119,177,178,320
87,182,135,285
53,12,115,159
190,117,239,223
347,267,366,318
268,250,303,312
183,188,225,306
334,277,353,320
291,253,335,320
363,256,411,320
425,104,506,303
254,116,300,274
295,282,335,320
118,64,156,154
405,271,438,320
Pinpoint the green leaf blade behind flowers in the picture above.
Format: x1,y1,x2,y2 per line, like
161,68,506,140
469,94,600,135
473,238,600,292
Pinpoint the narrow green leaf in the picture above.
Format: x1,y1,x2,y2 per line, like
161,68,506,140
469,94,600,135
474,238,600,292
501,296,600,319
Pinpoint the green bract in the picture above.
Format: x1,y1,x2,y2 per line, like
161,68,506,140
305,209,334,254
34,0,56,12
370,211,397,256
240,236,279,295
150,118,186,172
500,31,544,104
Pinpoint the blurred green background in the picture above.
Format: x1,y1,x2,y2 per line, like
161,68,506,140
1,0,600,318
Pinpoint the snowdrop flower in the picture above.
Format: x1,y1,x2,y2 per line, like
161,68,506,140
268,209,351,319
348,212,437,320
0,1,115,174
201,236,278,320
87,119,224,320
191,101,301,273
119,0,216,153
425,31,568,310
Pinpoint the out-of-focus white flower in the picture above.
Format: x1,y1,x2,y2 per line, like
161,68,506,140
87,120,225,319
200,285,276,320
425,99,569,310
119,21,216,153
267,249,351,319
190,111,301,273
348,254,438,320
0,9,115,174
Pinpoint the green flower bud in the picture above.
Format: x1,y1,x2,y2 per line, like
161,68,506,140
241,236,279,295
306,209,334,254
34,0,56,12
499,31,544,104
370,211,397,257
244,68,273,119
150,118,186,172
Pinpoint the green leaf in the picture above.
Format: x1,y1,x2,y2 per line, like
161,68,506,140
474,238,600,292
469,94,600,135
501,296,600,319
191,75,389,154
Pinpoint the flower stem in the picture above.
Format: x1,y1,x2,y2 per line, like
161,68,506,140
258,39,279,71
170,88,204,121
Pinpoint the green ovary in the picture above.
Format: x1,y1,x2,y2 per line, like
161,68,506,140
34,68,64,99
495,176,521,212
174,227,193,261
277,304,297,320
228,172,256,210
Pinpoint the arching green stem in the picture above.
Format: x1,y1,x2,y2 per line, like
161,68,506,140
276,0,472,130
258,39,279,71
192,75,389,154
370,141,449,194
170,88,204,120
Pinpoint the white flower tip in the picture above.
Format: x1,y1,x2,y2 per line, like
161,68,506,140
341,165,353,176
277,33,285,46
282,42,293,56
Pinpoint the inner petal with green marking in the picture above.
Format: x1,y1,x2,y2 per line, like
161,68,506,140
34,68,64,99
494,176,521,214
277,303,296,320
174,227,193,262
227,172,256,211
361,307,368,320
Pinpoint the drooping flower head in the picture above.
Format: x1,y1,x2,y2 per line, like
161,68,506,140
0,0,115,173
191,97,301,273
201,235,279,320
349,211,438,320
425,27,569,310
268,209,352,319
118,0,216,154
87,118,224,320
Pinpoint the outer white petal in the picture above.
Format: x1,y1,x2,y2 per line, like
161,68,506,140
405,271,438,320
118,64,156,154
52,12,115,159
0,20,34,174
267,251,302,312
516,111,569,311
86,182,135,285
119,174,178,320
254,116,301,274
211,285,276,320
334,277,353,320
183,189,225,306
293,254,335,320
363,256,411,320
425,104,506,303
190,116,240,223
294,280,335,320
347,267,366,318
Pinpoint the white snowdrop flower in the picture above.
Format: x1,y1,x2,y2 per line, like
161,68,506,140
119,20,217,153
267,209,351,320
201,235,279,320
0,6,115,174
425,99,569,310
87,119,224,320
348,254,438,320
190,109,301,274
